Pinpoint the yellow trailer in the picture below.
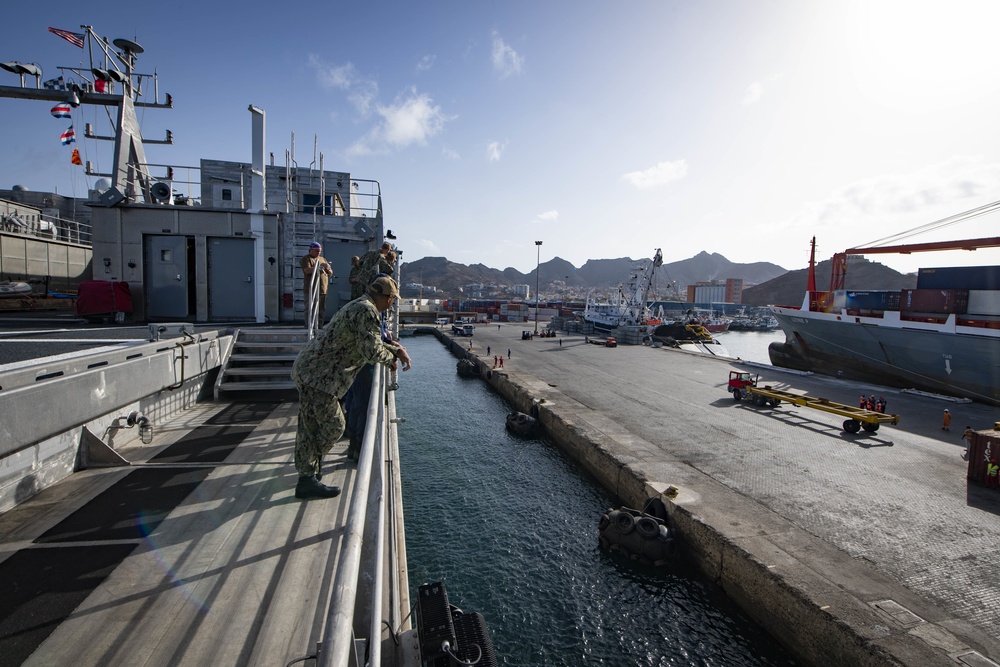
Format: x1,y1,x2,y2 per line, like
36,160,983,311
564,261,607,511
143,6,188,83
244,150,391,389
727,371,900,434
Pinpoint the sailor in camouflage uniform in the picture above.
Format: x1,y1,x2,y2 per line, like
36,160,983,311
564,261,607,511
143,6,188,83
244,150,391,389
290,275,412,499
355,242,395,299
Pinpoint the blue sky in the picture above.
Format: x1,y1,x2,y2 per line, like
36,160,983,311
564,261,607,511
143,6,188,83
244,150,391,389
3,0,1000,276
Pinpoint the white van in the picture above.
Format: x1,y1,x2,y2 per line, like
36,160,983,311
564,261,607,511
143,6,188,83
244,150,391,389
434,317,449,326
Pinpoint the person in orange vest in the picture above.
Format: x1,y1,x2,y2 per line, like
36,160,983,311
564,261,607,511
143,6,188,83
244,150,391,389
986,459,999,489
941,409,952,431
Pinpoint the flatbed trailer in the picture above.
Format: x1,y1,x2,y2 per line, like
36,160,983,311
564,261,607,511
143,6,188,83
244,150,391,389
727,371,900,433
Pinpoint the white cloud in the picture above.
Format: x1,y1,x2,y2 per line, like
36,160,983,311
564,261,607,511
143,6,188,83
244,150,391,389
491,32,524,79
536,210,558,222
486,140,507,162
377,91,449,147
442,147,460,160
743,81,763,106
621,160,689,189
309,55,378,115
346,89,452,157
786,156,1000,239
416,54,436,72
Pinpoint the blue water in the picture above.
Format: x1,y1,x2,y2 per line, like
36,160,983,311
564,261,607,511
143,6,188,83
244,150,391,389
396,335,795,666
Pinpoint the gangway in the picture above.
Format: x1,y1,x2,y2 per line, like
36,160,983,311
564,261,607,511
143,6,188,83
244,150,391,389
727,371,900,434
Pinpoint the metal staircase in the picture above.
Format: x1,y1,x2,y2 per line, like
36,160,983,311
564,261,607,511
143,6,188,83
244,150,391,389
214,327,307,399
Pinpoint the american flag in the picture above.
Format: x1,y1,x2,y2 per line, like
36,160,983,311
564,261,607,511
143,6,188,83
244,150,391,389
61,125,76,145
48,27,85,48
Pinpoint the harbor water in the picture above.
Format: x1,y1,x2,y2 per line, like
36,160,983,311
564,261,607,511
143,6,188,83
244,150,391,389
395,335,794,666
712,329,785,365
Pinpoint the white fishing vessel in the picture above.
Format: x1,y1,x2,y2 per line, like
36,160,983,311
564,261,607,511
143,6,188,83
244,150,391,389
583,248,664,332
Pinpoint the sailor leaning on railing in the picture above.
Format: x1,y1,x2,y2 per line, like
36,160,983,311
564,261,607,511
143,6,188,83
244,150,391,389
290,275,412,500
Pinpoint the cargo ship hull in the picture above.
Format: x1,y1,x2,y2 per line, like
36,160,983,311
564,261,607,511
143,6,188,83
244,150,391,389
769,306,1000,405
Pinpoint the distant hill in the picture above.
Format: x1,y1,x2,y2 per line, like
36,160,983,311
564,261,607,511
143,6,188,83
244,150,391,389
742,256,917,306
400,251,788,298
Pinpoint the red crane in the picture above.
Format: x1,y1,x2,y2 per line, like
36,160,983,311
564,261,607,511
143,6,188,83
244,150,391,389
827,236,1000,291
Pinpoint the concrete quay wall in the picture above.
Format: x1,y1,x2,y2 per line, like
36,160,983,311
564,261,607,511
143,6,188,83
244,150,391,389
436,331,993,667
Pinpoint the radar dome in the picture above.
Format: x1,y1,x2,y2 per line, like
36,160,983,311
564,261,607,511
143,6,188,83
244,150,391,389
11,184,28,192
94,178,111,192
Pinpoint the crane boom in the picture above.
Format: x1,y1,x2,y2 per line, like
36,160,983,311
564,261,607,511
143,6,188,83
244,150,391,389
830,236,1000,290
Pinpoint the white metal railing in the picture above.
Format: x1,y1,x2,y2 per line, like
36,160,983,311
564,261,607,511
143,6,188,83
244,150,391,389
318,363,404,667
0,210,92,246
305,268,323,338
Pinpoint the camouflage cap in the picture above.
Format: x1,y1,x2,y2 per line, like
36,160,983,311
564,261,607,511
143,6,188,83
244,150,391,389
368,275,399,299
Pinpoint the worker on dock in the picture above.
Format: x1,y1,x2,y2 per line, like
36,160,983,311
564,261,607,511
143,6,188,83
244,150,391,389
987,459,999,489
942,409,952,431
291,276,412,500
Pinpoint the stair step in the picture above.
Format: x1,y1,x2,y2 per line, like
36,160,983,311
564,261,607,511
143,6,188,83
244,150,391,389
229,353,298,362
238,332,309,341
223,367,293,377
234,341,305,349
218,380,297,391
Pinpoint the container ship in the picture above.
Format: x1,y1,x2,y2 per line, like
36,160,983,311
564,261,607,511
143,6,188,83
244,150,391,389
769,236,1000,406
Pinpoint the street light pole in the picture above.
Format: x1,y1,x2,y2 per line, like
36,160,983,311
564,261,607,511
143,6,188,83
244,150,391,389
534,240,543,334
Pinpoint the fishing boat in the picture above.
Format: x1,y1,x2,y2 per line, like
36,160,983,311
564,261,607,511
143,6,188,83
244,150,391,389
583,248,663,332
769,235,1000,406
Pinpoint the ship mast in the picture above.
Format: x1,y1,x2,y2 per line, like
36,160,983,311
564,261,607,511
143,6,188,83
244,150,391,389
0,25,173,205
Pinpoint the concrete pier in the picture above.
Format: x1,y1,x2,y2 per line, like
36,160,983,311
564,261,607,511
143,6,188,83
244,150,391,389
435,323,1000,667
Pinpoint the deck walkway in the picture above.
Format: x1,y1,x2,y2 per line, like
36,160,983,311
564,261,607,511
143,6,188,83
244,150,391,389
0,399,399,666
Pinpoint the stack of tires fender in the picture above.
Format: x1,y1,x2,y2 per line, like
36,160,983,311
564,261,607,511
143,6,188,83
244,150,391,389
598,506,674,567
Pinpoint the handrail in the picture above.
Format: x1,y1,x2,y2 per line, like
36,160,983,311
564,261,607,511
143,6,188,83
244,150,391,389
306,268,323,339
319,365,387,667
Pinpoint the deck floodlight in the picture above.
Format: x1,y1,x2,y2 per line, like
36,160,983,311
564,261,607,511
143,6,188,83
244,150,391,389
1,61,42,86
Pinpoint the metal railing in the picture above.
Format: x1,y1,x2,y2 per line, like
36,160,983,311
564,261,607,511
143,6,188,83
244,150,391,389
318,363,408,666
305,269,323,338
0,211,93,246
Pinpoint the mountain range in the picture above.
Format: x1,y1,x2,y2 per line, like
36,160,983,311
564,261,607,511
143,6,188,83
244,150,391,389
400,251,918,305
400,252,789,298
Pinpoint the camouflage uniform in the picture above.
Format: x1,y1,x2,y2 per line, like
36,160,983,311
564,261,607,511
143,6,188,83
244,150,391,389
356,249,394,296
348,262,364,300
300,254,332,323
291,295,397,476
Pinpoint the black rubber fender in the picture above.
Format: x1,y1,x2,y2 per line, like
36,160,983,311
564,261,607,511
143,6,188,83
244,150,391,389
635,516,660,540
613,510,635,535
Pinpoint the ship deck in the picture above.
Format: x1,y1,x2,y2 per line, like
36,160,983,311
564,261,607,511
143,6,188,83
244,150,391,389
0,314,410,667
0,399,383,666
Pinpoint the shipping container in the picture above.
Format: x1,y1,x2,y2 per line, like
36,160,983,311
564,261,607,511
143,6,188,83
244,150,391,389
900,289,969,314
917,266,1000,290
967,290,1000,316
845,290,902,312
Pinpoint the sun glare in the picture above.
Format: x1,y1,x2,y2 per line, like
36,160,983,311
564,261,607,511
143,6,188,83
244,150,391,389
846,0,1000,112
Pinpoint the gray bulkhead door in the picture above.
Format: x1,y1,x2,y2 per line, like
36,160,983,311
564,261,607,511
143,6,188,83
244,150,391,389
144,235,191,319
208,237,255,320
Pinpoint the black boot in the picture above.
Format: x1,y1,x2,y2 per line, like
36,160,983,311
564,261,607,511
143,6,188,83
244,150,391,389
295,475,342,500
346,435,361,461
